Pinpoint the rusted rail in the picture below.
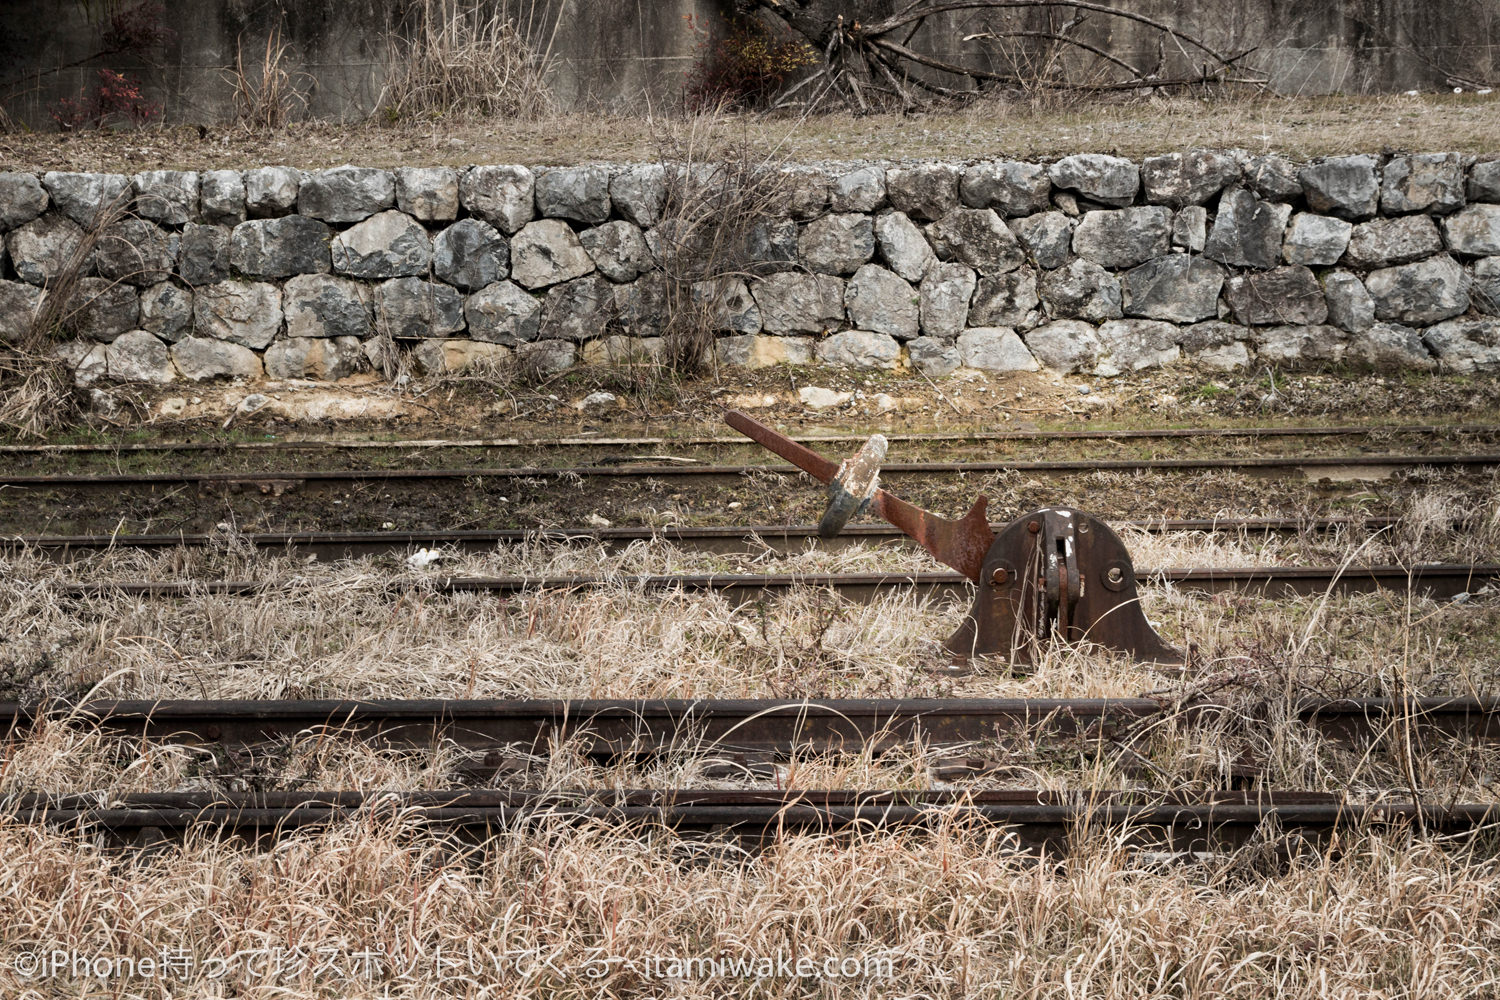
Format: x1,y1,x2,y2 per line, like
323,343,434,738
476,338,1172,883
4,452,1498,493
46,564,1500,601
7,789,1495,849
3,516,1413,559
2,423,1494,455
7,696,1494,750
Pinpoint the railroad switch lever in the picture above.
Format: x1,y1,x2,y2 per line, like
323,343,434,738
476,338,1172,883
724,409,1182,667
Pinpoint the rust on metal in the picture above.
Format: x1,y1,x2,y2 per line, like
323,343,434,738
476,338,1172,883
725,410,1180,665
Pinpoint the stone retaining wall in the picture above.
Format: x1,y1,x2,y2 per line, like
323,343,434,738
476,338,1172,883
3,151,1500,386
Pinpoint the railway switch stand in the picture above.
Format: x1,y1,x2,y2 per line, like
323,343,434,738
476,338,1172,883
726,409,1182,666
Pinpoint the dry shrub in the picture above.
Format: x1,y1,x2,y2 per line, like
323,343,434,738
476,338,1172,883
226,24,308,130
380,0,558,121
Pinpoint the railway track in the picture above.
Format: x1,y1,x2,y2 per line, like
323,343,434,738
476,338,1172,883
5,452,1498,495
3,423,1495,455
12,696,1496,751
1,516,1419,559
46,563,1500,601
8,789,1495,850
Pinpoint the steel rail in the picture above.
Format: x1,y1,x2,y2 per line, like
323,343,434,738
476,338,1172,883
2,516,1412,558
4,452,1499,491
2,423,1495,455
7,789,1495,848
47,564,1500,601
6,696,1493,749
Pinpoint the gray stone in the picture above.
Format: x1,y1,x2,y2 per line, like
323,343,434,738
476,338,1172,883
612,272,669,334
1283,213,1352,266
1023,320,1101,374
958,327,1037,372
1365,255,1471,325
54,340,108,385
139,282,193,342
800,213,875,275
1121,256,1224,323
461,165,535,235
1346,322,1436,371
1172,207,1207,252
283,274,372,339
961,161,1051,216
815,330,901,369
0,280,42,342
1440,203,1500,257
6,214,84,285
375,277,465,338
1244,155,1302,202
41,172,130,227
534,165,611,225
265,335,365,380
433,218,508,291
1181,321,1251,370
331,210,432,279
874,211,936,282
1048,154,1139,207
1468,160,1500,203
745,217,798,270
394,167,459,222
1192,341,1251,370
830,165,886,213
465,281,542,345
244,167,300,218
1012,212,1074,269
908,336,961,376
1381,153,1465,215
580,221,652,282
1040,259,1122,322
1344,215,1443,269
844,264,918,339
193,281,282,349
969,269,1039,328
230,216,332,278
885,163,961,221
584,335,664,366
1252,325,1348,365
1203,188,1292,269
516,339,576,374
1323,272,1376,332
177,223,232,286
200,170,246,226
609,165,666,227
509,219,595,289
1093,319,1181,376
298,166,395,223
752,272,844,334
714,334,807,368
776,166,828,219
0,173,49,231
919,263,976,338
1423,318,1500,372
1141,150,1239,207
106,330,175,383
1072,207,1171,269
68,278,138,342
132,171,198,225
94,217,174,286
927,208,1025,274
1474,257,1500,314
540,273,615,341
1226,266,1328,326
170,337,262,380
1052,191,1080,216
1299,155,1380,220
691,278,761,334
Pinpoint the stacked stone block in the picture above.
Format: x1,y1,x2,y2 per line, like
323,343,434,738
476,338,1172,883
4,152,1500,385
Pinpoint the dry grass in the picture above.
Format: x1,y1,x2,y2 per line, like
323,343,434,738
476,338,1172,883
379,0,557,122
5,93,1500,172
0,815,1496,997
226,24,308,131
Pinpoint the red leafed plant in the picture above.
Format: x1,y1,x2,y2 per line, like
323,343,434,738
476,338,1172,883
50,68,160,130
